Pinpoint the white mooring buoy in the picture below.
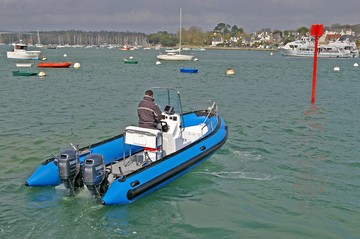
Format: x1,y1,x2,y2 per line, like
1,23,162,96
333,66,340,72
353,63,359,67
38,71,46,77
73,62,81,69
63,54,67,57
156,61,161,65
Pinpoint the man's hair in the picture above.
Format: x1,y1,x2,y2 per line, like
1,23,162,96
145,90,153,96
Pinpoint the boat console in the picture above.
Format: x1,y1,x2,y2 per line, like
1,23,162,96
124,126,163,162
161,106,184,155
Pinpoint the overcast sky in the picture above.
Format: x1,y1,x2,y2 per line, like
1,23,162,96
1,0,359,33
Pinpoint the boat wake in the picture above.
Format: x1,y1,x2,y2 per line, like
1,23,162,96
201,170,277,181
230,148,263,161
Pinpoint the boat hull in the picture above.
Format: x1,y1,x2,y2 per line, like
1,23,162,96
280,48,351,58
157,54,193,61
102,116,227,205
7,51,41,60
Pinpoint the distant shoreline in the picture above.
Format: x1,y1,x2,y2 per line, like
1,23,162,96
203,46,277,51
179,45,278,51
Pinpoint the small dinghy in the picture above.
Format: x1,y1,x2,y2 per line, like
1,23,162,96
16,62,33,68
25,87,228,205
12,71,37,76
37,62,71,68
180,68,198,73
124,59,138,64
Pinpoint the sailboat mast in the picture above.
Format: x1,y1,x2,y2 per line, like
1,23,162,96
179,8,182,51
37,31,40,45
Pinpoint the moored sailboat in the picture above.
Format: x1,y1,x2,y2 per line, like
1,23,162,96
157,9,194,61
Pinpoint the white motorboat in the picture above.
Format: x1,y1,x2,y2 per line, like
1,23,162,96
280,37,351,58
328,37,359,58
7,41,41,60
157,8,193,61
164,48,180,53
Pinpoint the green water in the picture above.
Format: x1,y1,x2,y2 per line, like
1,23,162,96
0,46,359,238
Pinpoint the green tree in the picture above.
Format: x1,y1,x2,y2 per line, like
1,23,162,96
160,34,177,47
148,32,162,44
214,23,231,35
230,25,244,37
148,31,177,46
297,26,309,36
273,29,283,38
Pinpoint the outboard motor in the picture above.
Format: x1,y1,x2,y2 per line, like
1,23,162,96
82,154,109,197
56,148,83,195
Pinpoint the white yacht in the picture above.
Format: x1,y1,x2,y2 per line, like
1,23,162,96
280,37,351,58
328,37,359,58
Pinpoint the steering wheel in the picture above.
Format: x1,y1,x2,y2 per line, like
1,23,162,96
160,121,169,132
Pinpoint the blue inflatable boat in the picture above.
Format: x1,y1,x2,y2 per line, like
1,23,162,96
25,87,228,205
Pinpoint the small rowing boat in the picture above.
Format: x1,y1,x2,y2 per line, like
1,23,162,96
124,59,138,64
180,68,198,73
12,71,37,76
16,63,33,68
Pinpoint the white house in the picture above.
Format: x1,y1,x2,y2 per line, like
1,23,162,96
211,37,223,46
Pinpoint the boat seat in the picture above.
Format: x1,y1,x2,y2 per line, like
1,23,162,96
125,126,162,147
182,123,208,143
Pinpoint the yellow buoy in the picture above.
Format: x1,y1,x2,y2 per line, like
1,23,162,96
226,68,235,75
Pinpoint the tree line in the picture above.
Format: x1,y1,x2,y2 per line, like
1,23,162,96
148,23,245,47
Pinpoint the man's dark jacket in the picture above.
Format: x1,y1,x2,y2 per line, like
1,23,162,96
137,95,162,128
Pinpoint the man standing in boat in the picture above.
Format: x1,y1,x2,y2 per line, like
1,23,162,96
137,90,162,129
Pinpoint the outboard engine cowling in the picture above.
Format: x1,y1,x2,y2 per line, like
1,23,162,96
82,154,108,196
56,148,83,195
